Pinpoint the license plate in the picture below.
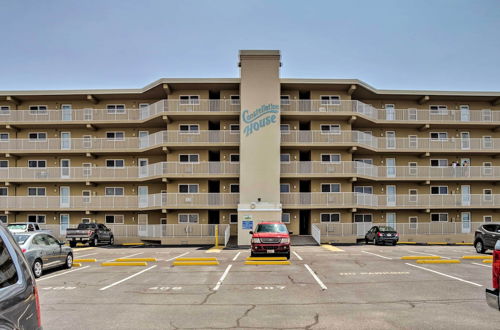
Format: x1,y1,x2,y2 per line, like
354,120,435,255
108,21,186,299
267,249,275,254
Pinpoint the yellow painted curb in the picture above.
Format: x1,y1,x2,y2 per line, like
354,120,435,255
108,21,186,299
483,259,493,264
456,243,473,245
426,242,448,245
398,242,417,244
416,259,461,264
72,263,82,267
73,258,97,263
175,257,218,261
172,261,219,266
122,243,145,246
321,244,344,252
101,262,148,266
246,257,288,261
461,255,493,260
245,261,291,265
115,258,157,262
401,256,441,260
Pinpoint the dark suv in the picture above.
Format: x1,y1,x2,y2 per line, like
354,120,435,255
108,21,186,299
474,223,500,253
0,224,42,329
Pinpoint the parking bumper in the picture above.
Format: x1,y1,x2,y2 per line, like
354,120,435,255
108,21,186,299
486,288,500,310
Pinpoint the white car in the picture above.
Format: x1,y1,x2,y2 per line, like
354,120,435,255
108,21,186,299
7,223,51,234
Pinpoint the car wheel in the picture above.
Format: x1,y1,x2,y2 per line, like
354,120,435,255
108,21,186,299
69,241,77,248
109,236,114,246
373,238,378,245
475,240,486,254
64,253,73,269
89,237,98,247
33,259,43,278
365,238,369,244
250,252,256,257
286,252,290,260
392,241,397,246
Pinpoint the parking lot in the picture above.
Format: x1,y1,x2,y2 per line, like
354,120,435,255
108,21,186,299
39,244,500,330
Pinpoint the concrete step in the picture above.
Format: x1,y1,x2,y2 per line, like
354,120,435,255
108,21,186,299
291,235,319,246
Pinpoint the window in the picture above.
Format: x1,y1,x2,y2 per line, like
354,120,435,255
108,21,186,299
408,189,418,202
431,186,448,195
29,105,48,114
280,124,290,133
321,183,340,193
229,124,240,133
178,214,199,223
179,124,199,134
28,187,45,196
321,154,341,163
483,162,493,176
484,216,493,222
106,159,124,168
83,163,92,177
431,213,448,222
28,132,47,141
179,95,200,105
280,184,290,193
82,190,91,203
83,135,92,148
320,95,340,105
0,187,7,196
280,153,290,163
408,135,418,148
354,186,373,194
281,212,291,223
430,159,448,167
179,184,198,193
28,214,46,224
483,136,493,149
0,133,8,140
106,104,125,114
354,214,372,222
105,214,124,224
483,189,493,201
179,154,199,163
430,105,448,115
0,233,19,288
106,132,124,140
105,187,124,196
229,154,239,163
408,162,417,175
0,215,7,224
230,95,240,105
229,213,238,224
0,160,8,168
230,184,239,193
409,216,418,229
320,124,340,134
0,106,10,114
280,95,290,106
430,132,448,141
28,160,46,168
321,213,340,222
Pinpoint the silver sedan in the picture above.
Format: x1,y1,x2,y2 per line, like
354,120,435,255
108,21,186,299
13,232,73,278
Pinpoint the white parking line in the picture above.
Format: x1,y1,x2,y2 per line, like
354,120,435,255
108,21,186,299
293,251,303,261
165,252,189,262
472,262,492,268
304,264,327,290
405,263,482,287
406,249,451,260
99,265,157,291
213,265,232,291
74,252,97,258
361,251,392,260
105,252,143,262
232,252,241,261
37,266,90,282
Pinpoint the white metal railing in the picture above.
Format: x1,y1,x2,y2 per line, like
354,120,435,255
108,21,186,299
311,223,321,245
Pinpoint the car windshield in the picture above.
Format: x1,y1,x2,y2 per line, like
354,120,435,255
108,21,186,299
255,224,288,233
378,226,395,232
13,234,30,245
7,224,27,230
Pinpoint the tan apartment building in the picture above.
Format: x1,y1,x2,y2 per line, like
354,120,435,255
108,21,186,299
1,50,500,245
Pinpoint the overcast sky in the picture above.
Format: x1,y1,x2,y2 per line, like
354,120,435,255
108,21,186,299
1,0,499,91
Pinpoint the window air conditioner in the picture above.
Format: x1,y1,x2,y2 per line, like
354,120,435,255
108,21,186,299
319,107,327,112
184,197,192,203
36,171,48,179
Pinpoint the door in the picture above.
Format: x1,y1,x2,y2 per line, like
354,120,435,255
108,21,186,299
386,212,396,229
44,234,64,267
31,234,51,268
460,132,470,150
299,210,310,235
60,186,70,208
461,185,471,206
138,186,148,208
386,158,396,178
138,214,148,237
61,104,72,121
161,218,167,236
386,185,396,206
386,131,396,149
61,132,71,150
461,212,471,234
139,131,149,148
460,105,470,122
138,158,149,177
60,159,70,178
139,103,150,119
385,104,395,120
60,214,70,236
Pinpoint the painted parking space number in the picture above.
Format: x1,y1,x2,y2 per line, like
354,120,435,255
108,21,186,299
148,286,182,291
254,286,286,290
41,286,76,290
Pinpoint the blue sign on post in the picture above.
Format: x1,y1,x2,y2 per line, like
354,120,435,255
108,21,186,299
242,220,253,230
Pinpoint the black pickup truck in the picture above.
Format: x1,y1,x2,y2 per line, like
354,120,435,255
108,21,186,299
66,223,114,247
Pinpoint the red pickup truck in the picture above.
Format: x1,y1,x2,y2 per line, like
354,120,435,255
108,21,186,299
250,222,291,259
486,240,500,310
